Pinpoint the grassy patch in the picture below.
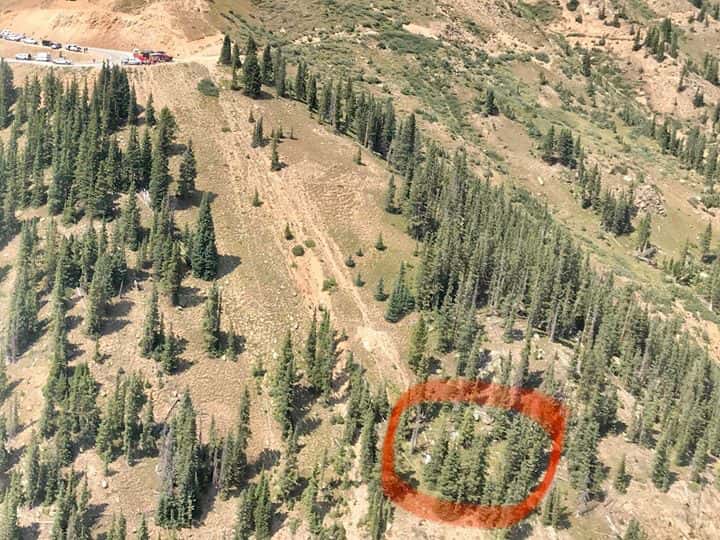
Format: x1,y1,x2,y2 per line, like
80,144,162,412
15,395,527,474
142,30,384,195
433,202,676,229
197,78,220,97
377,30,441,55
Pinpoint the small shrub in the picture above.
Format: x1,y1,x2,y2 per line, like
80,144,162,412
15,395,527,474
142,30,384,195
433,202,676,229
322,277,338,292
375,233,387,251
345,255,356,268
304,239,316,248
292,245,305,257
197,78,219,97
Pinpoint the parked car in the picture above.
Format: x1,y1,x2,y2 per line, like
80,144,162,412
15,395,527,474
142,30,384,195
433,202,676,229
6,34,22,42
52,57,72,65
41,39,52,47
21,37,37,45
121,56,142,65
35,52,51,62
66,44,81,52
14,53,31,61
50,42,62,49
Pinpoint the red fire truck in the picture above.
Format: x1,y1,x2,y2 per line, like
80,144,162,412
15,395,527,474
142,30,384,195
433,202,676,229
132,49,173,64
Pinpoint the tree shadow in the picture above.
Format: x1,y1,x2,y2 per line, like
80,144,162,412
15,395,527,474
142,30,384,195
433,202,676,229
0,265,11,284
509,521,534,539
270,507,288,537
6,443,25,471
217,254,241,279
86,502,109,530
255,90,276,101
101,317,131,336
108,299,133,318
526,369,543,388
250,448,281,477
0,379,22,403
178,286,205,308
168,142,187,158
295,415,322,437
20,523,39,539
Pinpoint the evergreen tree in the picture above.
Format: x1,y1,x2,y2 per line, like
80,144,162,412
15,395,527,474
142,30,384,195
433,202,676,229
384,262,414,322
253,474,272,540
408,315,429,379
613,454,630,493
623,518,646,540
136,515,149,540
145,94,156,127
191,193,219,280
139,286,163,357
243,49,262,99
270,133,281,171
271,332,298,438
219,35,232,65
176,140,197,199
651,431,672,491
203,283,222,357
374,277,388,301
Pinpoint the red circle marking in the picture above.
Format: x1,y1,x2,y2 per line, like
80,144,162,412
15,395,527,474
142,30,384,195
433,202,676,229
380,379,567,529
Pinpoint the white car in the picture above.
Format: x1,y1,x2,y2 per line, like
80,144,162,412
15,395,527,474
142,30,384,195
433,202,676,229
122,57,142,65
52,57,72,65
21,37,37,45
14,53,31,61
6,34,22,42
66,44,81,52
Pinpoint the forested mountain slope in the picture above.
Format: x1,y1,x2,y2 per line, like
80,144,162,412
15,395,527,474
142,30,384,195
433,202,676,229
1,1,720,539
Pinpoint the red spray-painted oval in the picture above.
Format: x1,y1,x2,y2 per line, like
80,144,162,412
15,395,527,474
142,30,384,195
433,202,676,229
380,379,567,529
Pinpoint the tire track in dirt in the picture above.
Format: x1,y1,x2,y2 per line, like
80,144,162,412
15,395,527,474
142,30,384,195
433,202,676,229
217,95,410,390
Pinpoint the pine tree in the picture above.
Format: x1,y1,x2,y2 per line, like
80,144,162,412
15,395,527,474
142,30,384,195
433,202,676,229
261,45,274,85
252,188,262,207
159,326,181,373
272,332,298,438
191,193,219,280
613,454,630,493
139,286,162,357
374,277,388,301
243,49,262,99
121,183,141,251
384,262,414,322
651,432,672,491
384,175,397,213
541,126,556,163
219,35,232,65
408,315,429,379
253,474,272,540
251,116,264,148
623,518,646,540
485,87,499,116
203,283,222,357
375,233,386,251
145,94,156,127
270,133,281,171
176,140,197,199
359,407,378,482
148,137,170,211
233,487,254,540
136,514,149,540
581,51,592,76
635,213,652,253
437,444,462,501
